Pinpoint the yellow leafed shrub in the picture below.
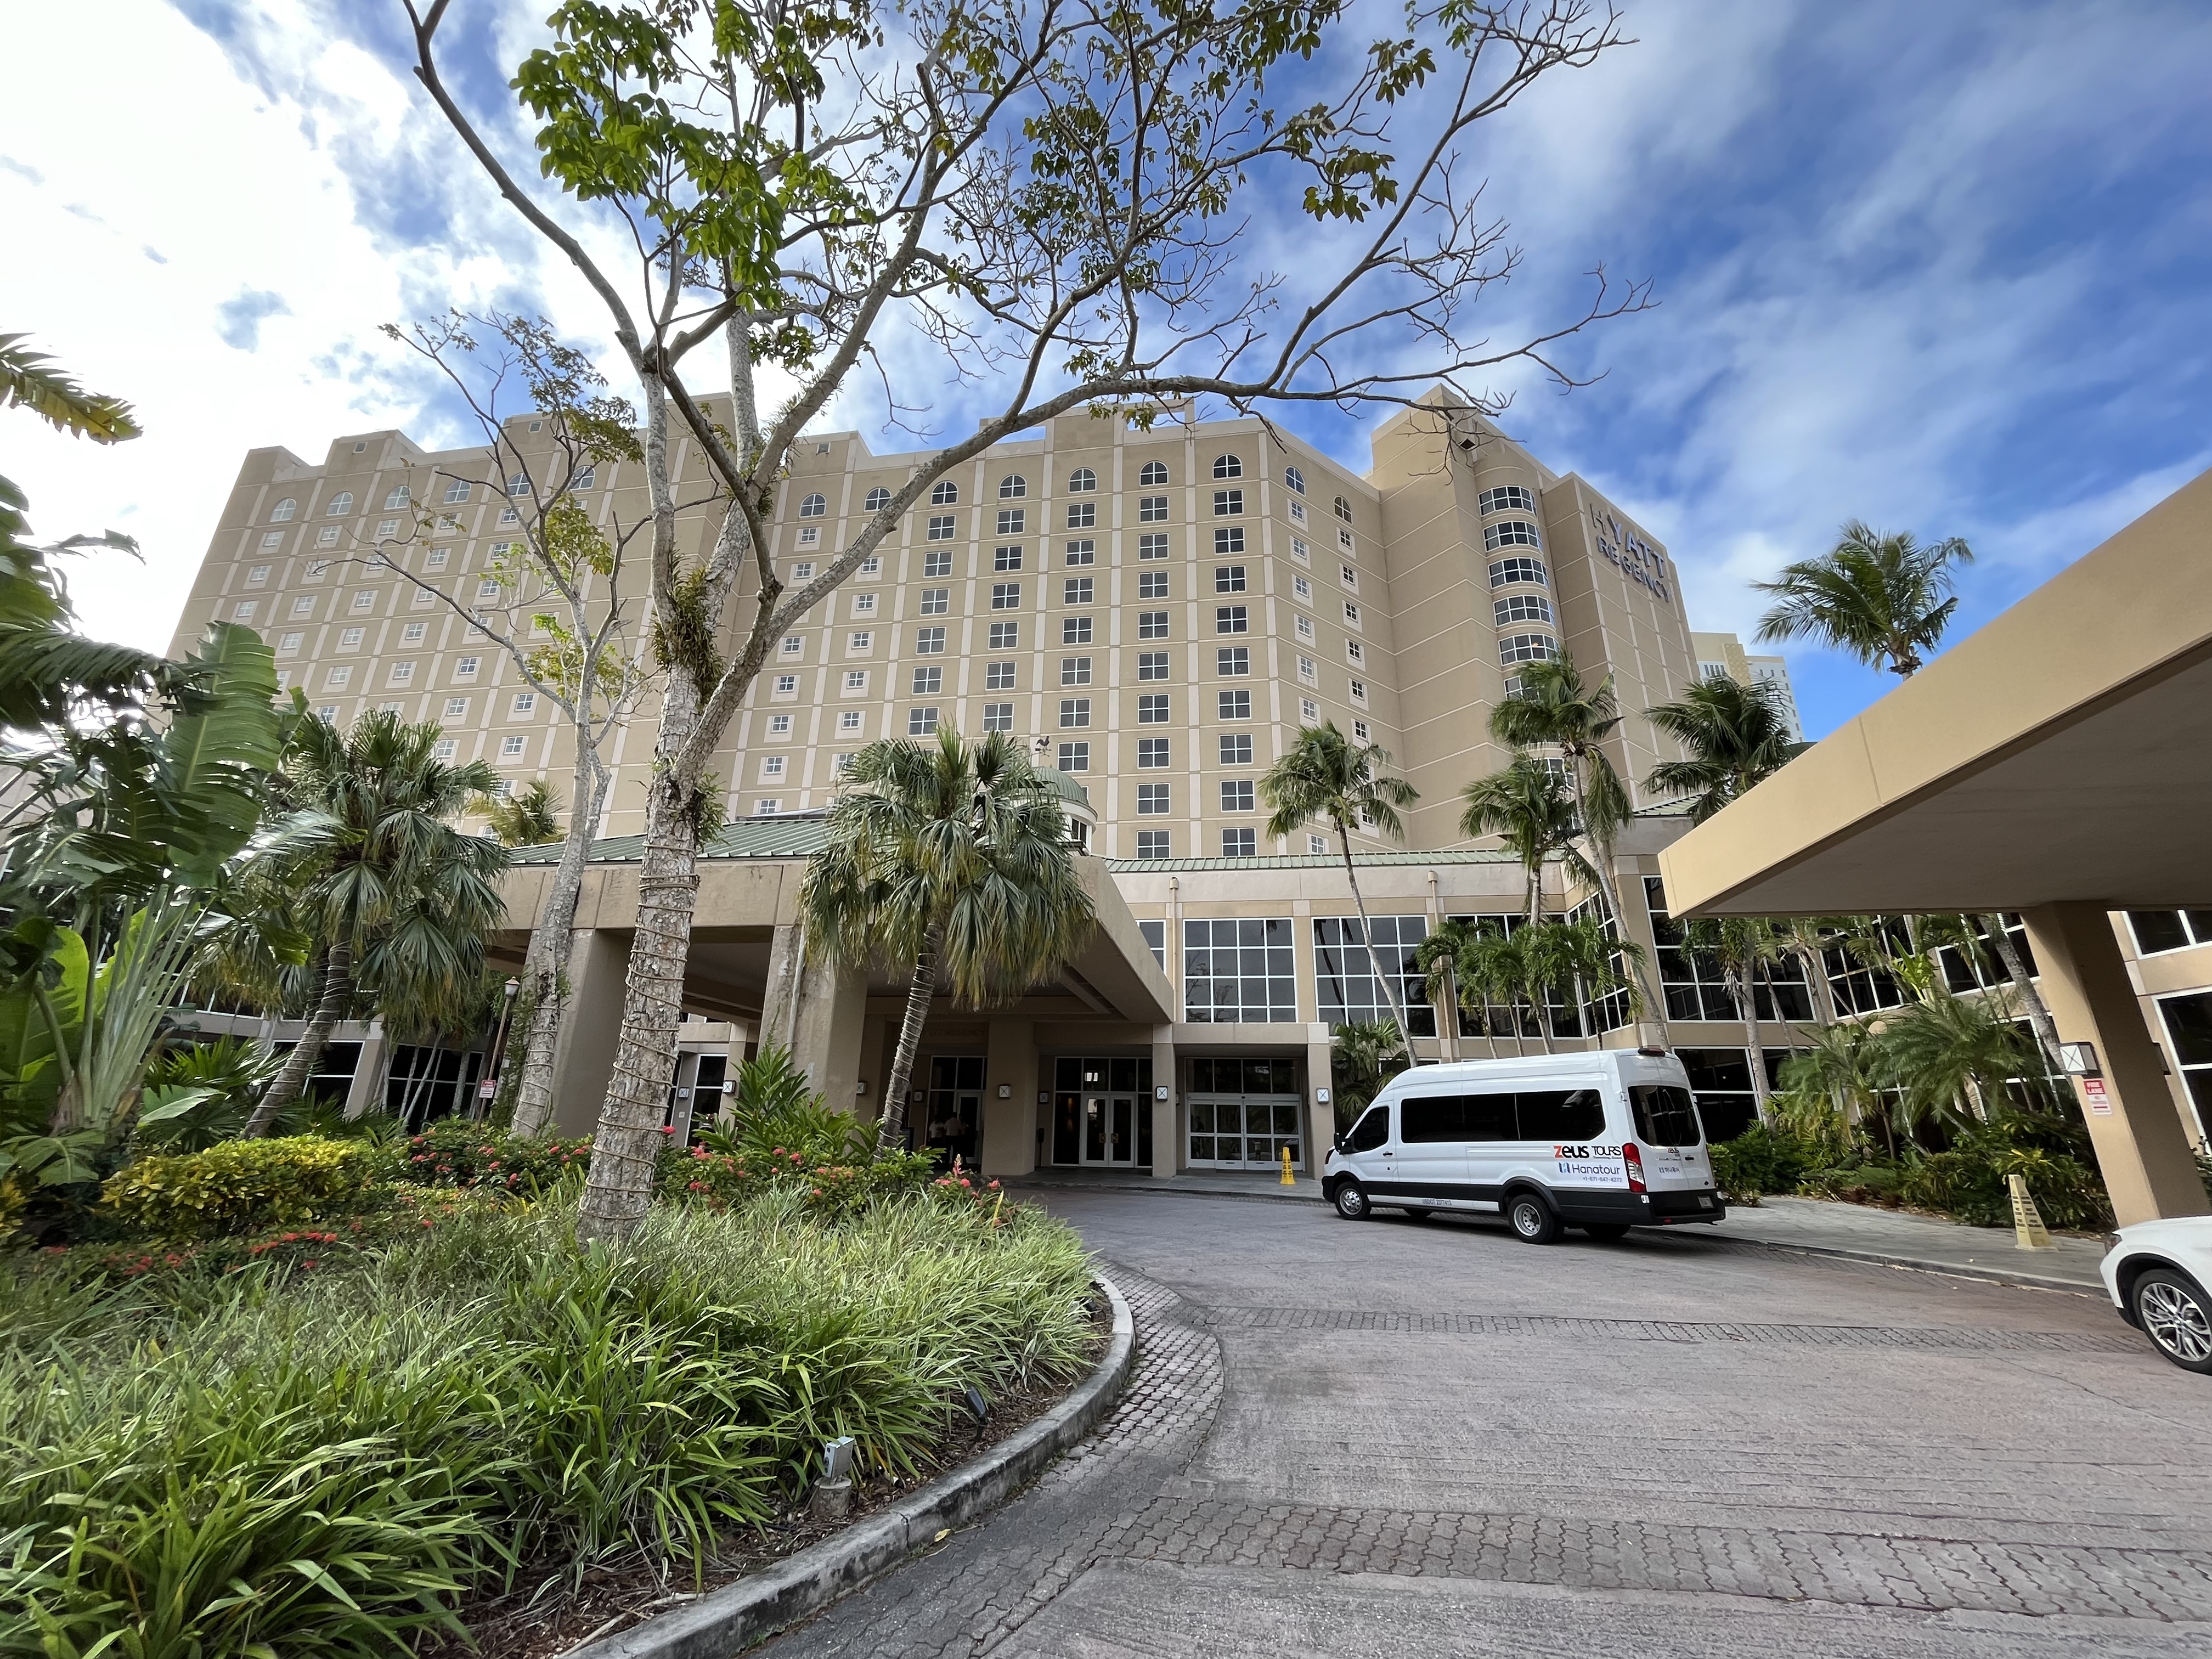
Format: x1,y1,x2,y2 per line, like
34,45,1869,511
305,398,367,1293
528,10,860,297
100,1136,374,1239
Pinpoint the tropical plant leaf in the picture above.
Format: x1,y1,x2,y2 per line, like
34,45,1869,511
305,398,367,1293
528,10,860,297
0,332,143,443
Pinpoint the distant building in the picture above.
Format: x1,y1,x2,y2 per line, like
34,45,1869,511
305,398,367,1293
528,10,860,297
1689,630,1803,742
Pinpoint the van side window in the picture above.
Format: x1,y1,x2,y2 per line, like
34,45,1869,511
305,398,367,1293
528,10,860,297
1347,1105,1391,1152
1401,1093,1514,1141
1516,1088,1605,1141
1629,1084,1703,1146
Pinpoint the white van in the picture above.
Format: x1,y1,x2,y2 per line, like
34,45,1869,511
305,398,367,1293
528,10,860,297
1321,1050,1724,1242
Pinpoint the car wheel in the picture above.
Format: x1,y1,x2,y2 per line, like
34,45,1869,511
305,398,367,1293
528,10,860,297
2132,1269,2212,1373
1333,1181,1372,1221
1581,1223,1631,1242
1507,1192,1560,1245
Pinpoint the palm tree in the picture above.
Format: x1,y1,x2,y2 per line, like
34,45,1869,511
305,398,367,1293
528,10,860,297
1489,658,1662,1037
241,712,506,1135
1643,673,1801,821
1752,520,1972,678
802,729,1096,1157
1778,1021,1891,1155
1261,721,1424,1062
1871,989,2038,1134
1685,917,1790,1122
1458,757,1590,923
1329,1019,1408,1127
476,779,562,848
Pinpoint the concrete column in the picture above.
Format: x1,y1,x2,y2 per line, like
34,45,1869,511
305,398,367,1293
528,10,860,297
854,1006,891,1129
761,923,869,1114
1612,855,1667,1049
980,1018,1037,1177
1306,1030,1336,1175
1150,1025,1179,1177
548,930,628,1136
342,1019,388,1121
2021,903,2210,1224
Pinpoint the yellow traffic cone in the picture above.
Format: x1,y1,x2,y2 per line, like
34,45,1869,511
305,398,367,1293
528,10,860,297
1279,1146,1296,1186
2008,1172,2055,1250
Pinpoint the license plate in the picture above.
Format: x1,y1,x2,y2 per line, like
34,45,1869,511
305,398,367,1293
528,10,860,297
1699,1195,1714,1209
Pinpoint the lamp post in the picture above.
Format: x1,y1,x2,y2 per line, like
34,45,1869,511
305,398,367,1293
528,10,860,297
477,977,522,1120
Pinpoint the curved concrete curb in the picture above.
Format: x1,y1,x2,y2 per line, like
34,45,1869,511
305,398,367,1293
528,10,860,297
569,1276,1135,1658
1684,1231,2101,1296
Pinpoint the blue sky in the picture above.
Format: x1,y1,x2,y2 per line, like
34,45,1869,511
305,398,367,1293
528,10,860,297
5,1,2208,738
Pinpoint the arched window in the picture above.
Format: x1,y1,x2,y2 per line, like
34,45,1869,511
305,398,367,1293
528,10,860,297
442,478,471,504
864,487,892,511
1066,467,1097,493
1139,460,1169,487
1283,465,1306,495
383,485,411,509
268,498,297,522
1212,454,1243,479
325,492,353,516
507,473,531,497
930,480,960,505
799,493,828,518
1333,495,1353,523
998,474,1028,498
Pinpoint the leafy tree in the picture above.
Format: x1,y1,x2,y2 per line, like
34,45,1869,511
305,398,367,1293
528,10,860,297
477,779,563,848
403,0,1647,1239
1643,673,1802,822
800,729,1095,1160
1262,722,1423,1060
1777,1022,1891,1155
1489,656,1661,1036
240,713,506,1135
1418,918,1538,1054
1457,757,1589,923
1872,988,2040,1133
1753,521,1972,679
1329,1019,1408,1130
1684,917,1790,1122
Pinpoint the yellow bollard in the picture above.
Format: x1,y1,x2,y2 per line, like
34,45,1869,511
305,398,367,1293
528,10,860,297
1279,1146,1296,1186
2008,1172,2055,1250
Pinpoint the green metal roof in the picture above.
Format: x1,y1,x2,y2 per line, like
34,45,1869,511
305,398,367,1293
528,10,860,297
1031,766,1093,809
507,812,831,867
1103,848,1526,874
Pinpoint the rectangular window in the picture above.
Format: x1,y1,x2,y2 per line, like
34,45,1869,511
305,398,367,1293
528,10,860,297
781,634,804,656
291,596,315,616
992,582,1020,609
1341,562,1359,588
1138,737,1171,768
412,586,436,607
1220,780,1255,812
1063,577,1094,606
1137,782,1171,814
387,662,414,685
1218,828,1257,859
983,702,1014,732
1301,697,1319,721
232,600,259,622
1290,537,1310,563
1296,614,1313,640
1139,569,1169,599
927,514,957,540
1136,832,1171,861
1066,501,1096,529
1059,697,1091,728
909,706,940,735
1214,565,1246,593
2130,910,2212,954
860,555,881,575
1314,916,1436,1037
327,667,353,689
353,590,376,611
512,692,536,713
431,738,456,760
260,532,283,549
1353,719,1370,742
1349,678,1368,702
277,632,303,654
1216,646,1250,675
768,714,793,736
455,656,479,676
844,672,868,692
852,592,877,613
339,627,364,648
760,755,786,778
1220,733,1253,765
792,562,816,580
501,735,528,757
1137,651,1170,680
915,627,946,653
1063,616,1092,645
1063,539,1096,566
1139,693,1170,724
1060,657,1092,686
1139,495,1169,523
1346,640,1364,664
912,666,943,694
1289,499,1307,522
246,564,270,585
755,799,782,815
1215,606,1248,635
997,508,1026,535
839,708,864,730
1298,656,1317,683
442,696,468,718
919,587,949,614
774,674,798,693
1214,527,1245,555
1138,611,1169,640
988,620,1019,649
995,544,1023,570
1057,741,1090,771
1218,690,1251,719
1139,532,1170,559
1213,488,1243,517
317,527,340,546
849,631,873,651
985,660,1016,690
1344,601,1361,625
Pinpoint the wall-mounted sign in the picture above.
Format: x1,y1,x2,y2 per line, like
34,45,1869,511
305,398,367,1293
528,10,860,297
1592,511,1672,603
2081,1077,2113,1116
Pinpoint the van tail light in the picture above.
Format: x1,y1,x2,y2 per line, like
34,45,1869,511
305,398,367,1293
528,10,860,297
1623,1141,1647,1194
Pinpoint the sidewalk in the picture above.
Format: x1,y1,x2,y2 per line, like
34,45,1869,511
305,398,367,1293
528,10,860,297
1699,1193,2108,1295
1006,1170,2111,1294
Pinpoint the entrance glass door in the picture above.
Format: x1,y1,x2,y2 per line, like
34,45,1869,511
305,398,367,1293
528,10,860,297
1052,1057,1156,1165
1185,1056,1305,1171
1083,1094,1138,1165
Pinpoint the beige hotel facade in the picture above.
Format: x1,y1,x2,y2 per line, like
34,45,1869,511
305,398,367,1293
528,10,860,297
168,390,2210,1187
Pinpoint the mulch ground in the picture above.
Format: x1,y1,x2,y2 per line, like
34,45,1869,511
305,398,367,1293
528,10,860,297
419,1298,1113,1658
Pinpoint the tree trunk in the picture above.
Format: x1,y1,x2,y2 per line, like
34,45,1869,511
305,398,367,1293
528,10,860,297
877,929,941,1156
1795,939,1839,1026
1982,914,2064,1070
1564,764,1664,1047
1733,968,1771,1125
247,941,352,1136
1339,830,1421,1064
511,758,609,1137
400,1027,442,1127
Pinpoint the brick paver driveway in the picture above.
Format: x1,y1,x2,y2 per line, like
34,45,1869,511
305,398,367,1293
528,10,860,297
764,1192,2212,1657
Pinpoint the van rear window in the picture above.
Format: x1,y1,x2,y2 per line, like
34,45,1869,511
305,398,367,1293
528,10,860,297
1398,1090,1602,1143
1630,1084,1703,1146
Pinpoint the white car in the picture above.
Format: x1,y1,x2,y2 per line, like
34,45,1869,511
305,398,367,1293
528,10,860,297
2102,1217,2212,1374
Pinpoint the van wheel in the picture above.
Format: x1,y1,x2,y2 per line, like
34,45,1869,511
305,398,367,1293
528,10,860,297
1507,1193,1560,1245
2133,1269,2212,1373
1333,1182,1372,1221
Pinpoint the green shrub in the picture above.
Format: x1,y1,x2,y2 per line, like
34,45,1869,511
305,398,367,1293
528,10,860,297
98,1136,374,1239
696,1044,873,1166
387,1120,592,1194
1800,1161,1908,1205
661,1142,943,1220
1708,1122,1818,1204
